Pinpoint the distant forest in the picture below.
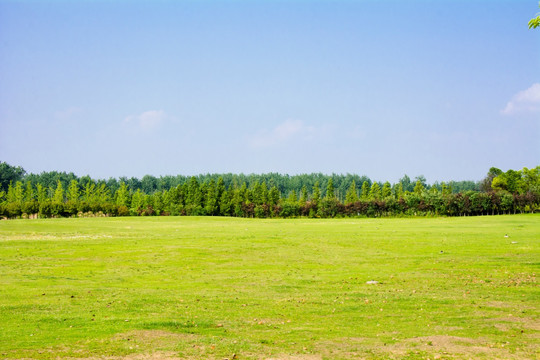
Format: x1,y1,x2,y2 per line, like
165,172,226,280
1,162,539,219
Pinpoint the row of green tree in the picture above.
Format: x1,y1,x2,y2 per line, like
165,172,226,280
0,162,479,198
0,162,538,219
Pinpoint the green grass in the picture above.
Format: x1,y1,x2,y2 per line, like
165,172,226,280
0,215,538,359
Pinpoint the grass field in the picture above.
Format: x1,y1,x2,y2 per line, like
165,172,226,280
0,215,538,359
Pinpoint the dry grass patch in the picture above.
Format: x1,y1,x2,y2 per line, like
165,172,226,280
382,335,537,360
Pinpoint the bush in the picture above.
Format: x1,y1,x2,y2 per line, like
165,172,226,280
21,201,38,215
117,205,129,217
5,202,22,218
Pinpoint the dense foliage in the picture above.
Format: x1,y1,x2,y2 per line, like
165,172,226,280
529,2,540,29
0,162,538,219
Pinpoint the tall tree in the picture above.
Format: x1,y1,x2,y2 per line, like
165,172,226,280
130,189,145,214
67,180,80,203
288,190,298,203
326,178,335,199
268,186,281,206
369,182,381,200
6,182,16,203
115,182,130,207
441,182,451,196
83,182,96,203
53,180,65,203
0,162,25,192
299,185,308,205
381,181,392,199
24,181,34,202
216,177,226,204
312,182,321,205
96,183,111,204
345,180,358,204
393,182,404,199
480,167,502,192
141,175,158,194
14,181,24,204
399,175,413,193
186,177,203,209
413,179,425,194
360,181,370,200
36,184,48,204
205,179,218,215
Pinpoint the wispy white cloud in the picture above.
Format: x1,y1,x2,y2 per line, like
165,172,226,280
54,106,82,120
248,119,318,148
124,110,166,129
501,83,540,115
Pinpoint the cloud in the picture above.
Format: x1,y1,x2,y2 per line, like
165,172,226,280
501,83,540,115
124,110,166,129
248,119,317,148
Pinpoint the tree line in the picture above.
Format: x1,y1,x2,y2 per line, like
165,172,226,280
0,162,538,219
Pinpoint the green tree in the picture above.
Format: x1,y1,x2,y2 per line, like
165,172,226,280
205,179,218,215
152,191,163,215
67,180,80,203
130,189,145,214
369,182,381,200
0,162,25,192
360,181,370,200
492,169,523,194
216,177,226,203
186,177,203,212
141,175,158,194
232,184,246,217
53,180,65,203
393,182,404,199
115,182,130,207
217,187,230,216
299,185,308,205
96,183,111,204
381,181,392,199
326,178,335,199
36,183,48,204
345,180,358,204
82,182,96,204
268,186,281,207
413,180,425,194
312,182,321,205
399,175,413,192
24,182,34,202
441,182,451,196
288,190,298,203
14,181,24,204
6,181,23,204
251,181,265,206
521,166,540,194
480,167,503,192
529,2,540,29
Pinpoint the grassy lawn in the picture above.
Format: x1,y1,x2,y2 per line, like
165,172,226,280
0,215,538,359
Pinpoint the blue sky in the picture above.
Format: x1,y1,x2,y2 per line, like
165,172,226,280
1,0,539,183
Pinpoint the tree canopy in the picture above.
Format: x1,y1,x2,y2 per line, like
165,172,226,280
530,2,540,29
1,161,538,219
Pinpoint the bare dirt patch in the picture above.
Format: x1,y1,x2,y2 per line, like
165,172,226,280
489,316,540,331
383,335,536,360
95,352,180,360
266,356,322,360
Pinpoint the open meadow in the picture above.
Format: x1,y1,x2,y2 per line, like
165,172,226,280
0,215,538,359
